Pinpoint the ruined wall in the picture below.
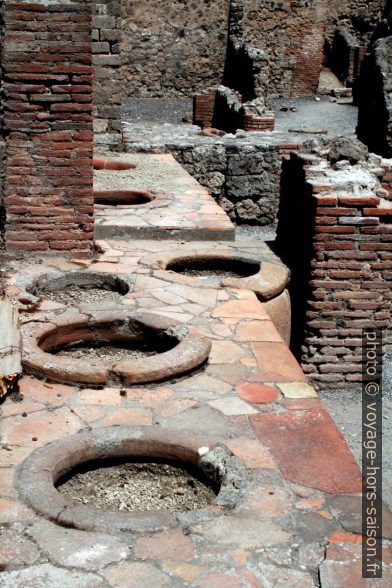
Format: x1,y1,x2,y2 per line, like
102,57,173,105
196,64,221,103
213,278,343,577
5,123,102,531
2,0,94,256
325,0,386,86
239,0,327,98
0,0,5,248
357,35,392,158
356,3,392,157
325,0,385,47
173,141,300,225
92,0,122,147
95,0,388,109
276,151,392,387
121,0,230,98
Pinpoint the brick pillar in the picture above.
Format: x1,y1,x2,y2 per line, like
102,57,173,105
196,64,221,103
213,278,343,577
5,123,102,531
193,93,216,128
2,0,94,256
277,152,392,388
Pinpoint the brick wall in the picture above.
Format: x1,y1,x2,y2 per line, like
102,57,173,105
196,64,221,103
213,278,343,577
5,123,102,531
2,0,94,256
240,0,326,98
382,161,392,200
92,0,122,147
277,152,392,387
242,113,275,132
193,94,216,128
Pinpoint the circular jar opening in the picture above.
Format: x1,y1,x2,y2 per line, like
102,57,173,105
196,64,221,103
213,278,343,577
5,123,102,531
167,256,260,279
94,189,155,206
41,322,176,361
16,428,241,533
22,311,212,385
32,272,130,305
53,337,174,362
56,457,218,513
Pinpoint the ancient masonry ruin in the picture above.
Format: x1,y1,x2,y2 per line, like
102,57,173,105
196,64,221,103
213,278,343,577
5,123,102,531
0,0,392,585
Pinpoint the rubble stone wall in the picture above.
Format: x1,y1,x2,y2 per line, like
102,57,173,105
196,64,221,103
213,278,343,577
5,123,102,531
92,0,388,108
239,0,327,98
0,1,5,248
173,141,300,225
356,0,392,158
325,1,386,87
2,0,94,256
121,0,230,98
276,151,392,387
325,0,386,47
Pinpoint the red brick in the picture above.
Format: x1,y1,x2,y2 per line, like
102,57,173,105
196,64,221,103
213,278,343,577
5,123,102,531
363,208,392,216
360,243,392,251
313,243,354,251
338,196,380,206
315,226,355,234
316,207,356,216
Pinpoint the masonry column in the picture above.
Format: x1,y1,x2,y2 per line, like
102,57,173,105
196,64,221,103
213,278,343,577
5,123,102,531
277,151,392,388
2,0,94,256
92,0,122,148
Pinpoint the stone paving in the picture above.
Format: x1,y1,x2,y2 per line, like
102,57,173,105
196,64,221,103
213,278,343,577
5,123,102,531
94,154,235,241
120,123,306,153
1,157,391,587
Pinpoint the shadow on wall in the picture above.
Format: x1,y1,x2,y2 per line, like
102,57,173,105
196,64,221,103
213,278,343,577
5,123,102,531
274,157,317,361
223,40,258,103
355,0,392,157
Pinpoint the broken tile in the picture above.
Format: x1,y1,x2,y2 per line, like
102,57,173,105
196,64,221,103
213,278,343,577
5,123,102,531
226,439,276,469
251,409,362,493
236,384,278,404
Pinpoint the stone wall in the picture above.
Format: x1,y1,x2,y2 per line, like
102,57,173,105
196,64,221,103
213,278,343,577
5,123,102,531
328,27,362,86
240,0,326,98
93,0,389,109
0,1,4,248
212,87,243,134
2,0,94,256
324,1,386,87
276,151,392,387
173,141,300,225
356,3,392,158
325,0,386,47
92,0,123,147
121,0,229,98
357,35,392,158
